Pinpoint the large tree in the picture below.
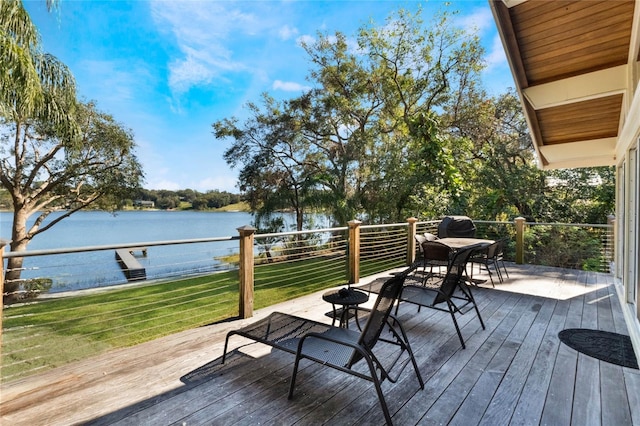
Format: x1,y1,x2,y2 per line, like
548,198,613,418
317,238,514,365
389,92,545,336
215,94,320,232
1,0,76,132
441,89,548,221
215,7,484,225
1,100,144,299
0,1,144,300
441,89,615,223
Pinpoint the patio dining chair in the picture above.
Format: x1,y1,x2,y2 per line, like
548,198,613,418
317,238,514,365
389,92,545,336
222,269,424,425
424,232,439,241
495,238,510,280
469,240,502,287
419,240,454,284
396,245,485,349
411,234,428,281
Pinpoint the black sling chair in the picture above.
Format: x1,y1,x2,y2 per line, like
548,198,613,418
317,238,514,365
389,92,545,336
222,269,424,425
396,244,486,349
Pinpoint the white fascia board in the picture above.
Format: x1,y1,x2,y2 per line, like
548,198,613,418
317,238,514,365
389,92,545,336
523,65,629,110
617,71,640,164
629,0,640,66
540,155,617,170
501,0,528,7
539,137,617,168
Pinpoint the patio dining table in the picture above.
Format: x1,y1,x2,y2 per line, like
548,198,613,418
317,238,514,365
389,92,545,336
436,237,494,251
435,237,495,285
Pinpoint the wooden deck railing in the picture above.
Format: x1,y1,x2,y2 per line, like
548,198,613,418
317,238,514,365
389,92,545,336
0,217,614,381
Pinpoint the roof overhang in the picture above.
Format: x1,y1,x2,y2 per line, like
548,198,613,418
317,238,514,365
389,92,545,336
490,0,640,170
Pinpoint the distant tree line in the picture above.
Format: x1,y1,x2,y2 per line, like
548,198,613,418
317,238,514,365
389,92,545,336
129,188,244,210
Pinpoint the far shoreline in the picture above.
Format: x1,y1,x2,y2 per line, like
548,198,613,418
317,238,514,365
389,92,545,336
0,201,252,214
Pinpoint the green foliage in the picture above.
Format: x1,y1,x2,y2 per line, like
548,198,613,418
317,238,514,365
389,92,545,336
543,167,615,223
523,226,604,270
215,6,485,226
0,3,145,294
0,187,10,209
18,277,53,300
215,93,319,231
213,5,614,227
0,0,77,130
131,188,243,211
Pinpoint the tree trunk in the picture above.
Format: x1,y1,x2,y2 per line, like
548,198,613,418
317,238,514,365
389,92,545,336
4,209,30,303
296,208,304,232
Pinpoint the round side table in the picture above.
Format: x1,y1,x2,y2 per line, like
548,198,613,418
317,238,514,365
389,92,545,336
322,287,369,329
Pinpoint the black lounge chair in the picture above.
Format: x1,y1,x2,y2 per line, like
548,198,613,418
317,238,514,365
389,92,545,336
222,271,424,425
396,245,485,349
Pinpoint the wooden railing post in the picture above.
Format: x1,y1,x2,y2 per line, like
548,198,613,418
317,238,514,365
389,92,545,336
237,225,256,319
407,217,418,265
514,217,526,264
608,214,616,274
348,220,361,284
0,239,9,374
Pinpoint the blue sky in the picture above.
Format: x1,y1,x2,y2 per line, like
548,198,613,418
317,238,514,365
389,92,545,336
24,0,514,193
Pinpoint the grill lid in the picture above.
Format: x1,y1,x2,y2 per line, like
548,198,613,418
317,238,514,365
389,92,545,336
438,216,476,238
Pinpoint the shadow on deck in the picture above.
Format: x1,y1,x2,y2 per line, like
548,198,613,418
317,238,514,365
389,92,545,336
2,264,640,425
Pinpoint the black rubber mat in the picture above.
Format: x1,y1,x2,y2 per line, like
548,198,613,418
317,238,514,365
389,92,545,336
558,328,639,369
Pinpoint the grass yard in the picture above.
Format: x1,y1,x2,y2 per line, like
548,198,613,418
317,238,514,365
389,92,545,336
1,252,404,381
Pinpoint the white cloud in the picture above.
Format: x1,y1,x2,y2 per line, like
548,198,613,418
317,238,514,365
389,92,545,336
196,175,239,193
150,2,271,95
272,80,311,92
279,25,299,40
296,34,316,47
485,34,508,70
457,7,494,34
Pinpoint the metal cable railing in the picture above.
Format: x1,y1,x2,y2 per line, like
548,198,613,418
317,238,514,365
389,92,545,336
1,218,615,382
253,228,349,309
2,272,238,381
360,223,408,276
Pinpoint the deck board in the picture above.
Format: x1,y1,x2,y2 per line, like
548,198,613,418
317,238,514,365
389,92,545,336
3,264,640,426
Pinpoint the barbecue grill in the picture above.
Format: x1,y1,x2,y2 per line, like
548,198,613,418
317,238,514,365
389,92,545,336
437,216,476,238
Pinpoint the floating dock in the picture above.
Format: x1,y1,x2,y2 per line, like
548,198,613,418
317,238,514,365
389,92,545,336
115,248,147,281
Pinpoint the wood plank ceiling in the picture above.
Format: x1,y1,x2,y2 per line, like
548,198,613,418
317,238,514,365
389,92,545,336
490,0,639,169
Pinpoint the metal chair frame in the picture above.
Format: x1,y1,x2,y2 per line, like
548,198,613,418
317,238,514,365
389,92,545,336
396,245,486,349
222,270,424,425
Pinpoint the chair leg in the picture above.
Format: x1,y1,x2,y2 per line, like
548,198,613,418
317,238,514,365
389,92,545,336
393,321,425,390
221,333,233,364
456,284,486,331
361,355,394,425
288,354,302,400
493,261,503,283
484,262,495,287
372,376,393,425
446,301,466,349
500,260,509,279
466,286,486,330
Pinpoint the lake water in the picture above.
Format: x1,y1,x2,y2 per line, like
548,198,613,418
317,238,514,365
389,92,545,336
0,210,311,293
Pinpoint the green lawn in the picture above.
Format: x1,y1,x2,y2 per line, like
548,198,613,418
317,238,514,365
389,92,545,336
1,253,403,381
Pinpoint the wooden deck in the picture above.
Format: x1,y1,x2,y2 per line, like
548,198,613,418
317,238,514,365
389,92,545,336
2,264,640,425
